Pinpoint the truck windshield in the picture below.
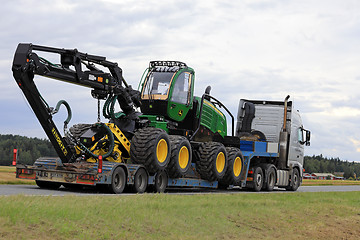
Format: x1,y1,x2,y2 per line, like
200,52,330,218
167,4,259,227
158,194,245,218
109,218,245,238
142,72,175,100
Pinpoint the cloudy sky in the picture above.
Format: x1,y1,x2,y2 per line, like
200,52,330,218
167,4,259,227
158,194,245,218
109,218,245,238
1,0,359,161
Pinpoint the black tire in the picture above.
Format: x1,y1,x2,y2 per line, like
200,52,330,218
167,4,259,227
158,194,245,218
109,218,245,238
108,167,126,194
286,168,300,191
263,165,276,191
69,123,92,138
35,180,62,190
153,170,168,193
238,132,252,138
251,130,266,141
130,127,171,174
167,135,192,178
219,147,244,186
197,142,228,181
132,168,148,194
253,167,264,192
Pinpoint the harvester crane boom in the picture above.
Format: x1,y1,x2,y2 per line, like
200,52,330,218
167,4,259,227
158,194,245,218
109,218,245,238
12,43,140,163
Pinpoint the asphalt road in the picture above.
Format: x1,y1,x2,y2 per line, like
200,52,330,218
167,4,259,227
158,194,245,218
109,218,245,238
1,184,360,196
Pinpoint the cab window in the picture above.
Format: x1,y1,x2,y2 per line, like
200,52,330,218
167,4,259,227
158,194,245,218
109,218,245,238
298,128,304,143
170,72,191,104
142,72,175,99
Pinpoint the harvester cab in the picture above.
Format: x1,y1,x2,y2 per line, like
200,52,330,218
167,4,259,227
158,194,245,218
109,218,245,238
139,61,195,123
138,61,234,142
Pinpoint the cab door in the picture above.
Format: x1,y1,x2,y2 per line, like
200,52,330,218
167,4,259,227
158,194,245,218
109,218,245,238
167,71,194,121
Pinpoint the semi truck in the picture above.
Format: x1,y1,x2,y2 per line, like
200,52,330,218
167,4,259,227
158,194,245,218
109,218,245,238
13,43,310,193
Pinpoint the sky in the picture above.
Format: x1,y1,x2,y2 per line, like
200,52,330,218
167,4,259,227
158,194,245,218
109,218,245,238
1,0,360,161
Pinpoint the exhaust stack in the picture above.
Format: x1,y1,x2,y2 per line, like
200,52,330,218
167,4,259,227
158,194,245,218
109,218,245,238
278,95,290,169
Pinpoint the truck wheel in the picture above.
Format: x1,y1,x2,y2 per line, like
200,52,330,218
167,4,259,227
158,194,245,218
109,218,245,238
253,167,263,192
108,167,126,194
154,170,168,193
197,142,227,181
132,168,148,193
286,168,300,191
130,127,171,174
35,180,61,190
219,147,243,186
168,135,192,178
263,165,276,191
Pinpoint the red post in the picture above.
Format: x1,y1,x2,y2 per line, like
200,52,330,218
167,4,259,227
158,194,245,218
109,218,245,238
98,155,103,173
12,149,17,166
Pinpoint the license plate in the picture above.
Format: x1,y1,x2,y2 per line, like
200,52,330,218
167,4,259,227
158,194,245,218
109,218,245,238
36,171,63,180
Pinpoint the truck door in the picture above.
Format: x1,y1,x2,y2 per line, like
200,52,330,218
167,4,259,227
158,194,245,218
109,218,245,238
288,111,305,166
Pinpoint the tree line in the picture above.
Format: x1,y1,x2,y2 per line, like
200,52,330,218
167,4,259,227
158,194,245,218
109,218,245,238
0,134,57,165
304,155,360,179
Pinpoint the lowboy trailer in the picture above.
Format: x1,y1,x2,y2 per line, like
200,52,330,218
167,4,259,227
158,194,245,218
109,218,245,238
13,43,310,193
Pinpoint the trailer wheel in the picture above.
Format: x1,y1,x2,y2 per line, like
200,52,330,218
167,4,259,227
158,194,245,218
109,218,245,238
219,147,244,186
154,170,168,193
35,180,62,190
263,165,276,191
253,167,263,192
197,142,227,181
108,167,126,194
286,168,300,191
130,127,171,174
168,135,192,178
132,168,148,194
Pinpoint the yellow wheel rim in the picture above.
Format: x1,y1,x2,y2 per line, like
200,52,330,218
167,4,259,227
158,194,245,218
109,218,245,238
178,146,189,169
233,157,242,177
156,139,168,163
216,152,225,173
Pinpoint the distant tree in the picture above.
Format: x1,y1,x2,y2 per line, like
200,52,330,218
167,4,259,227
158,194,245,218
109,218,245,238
0,134,56,165
304,154,360,179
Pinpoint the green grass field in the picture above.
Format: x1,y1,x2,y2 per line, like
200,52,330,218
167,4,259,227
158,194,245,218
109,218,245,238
1,166,360,239
0,192,360,239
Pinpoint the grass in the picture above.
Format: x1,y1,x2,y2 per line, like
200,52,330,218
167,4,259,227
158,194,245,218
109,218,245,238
0,166,16,173
302,179,360,186
0,192,360,239
0,166,35,185
1,166,360,239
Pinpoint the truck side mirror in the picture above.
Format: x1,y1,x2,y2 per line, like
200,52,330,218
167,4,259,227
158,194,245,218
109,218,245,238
305,130,311,146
